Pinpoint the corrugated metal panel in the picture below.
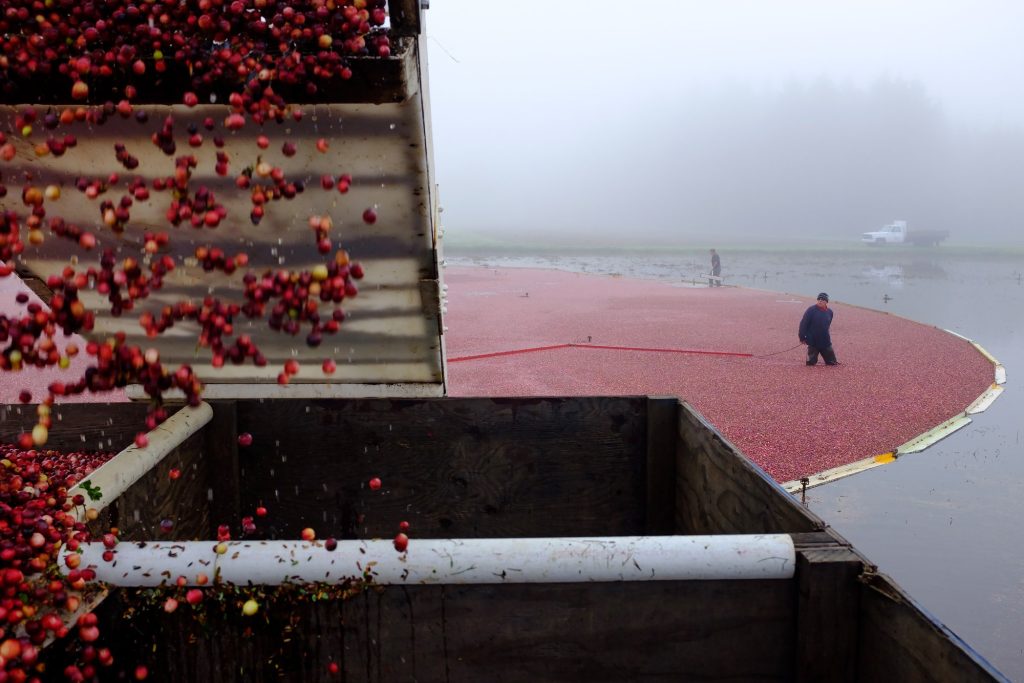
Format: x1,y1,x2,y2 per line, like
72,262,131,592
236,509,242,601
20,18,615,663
2,40,444,397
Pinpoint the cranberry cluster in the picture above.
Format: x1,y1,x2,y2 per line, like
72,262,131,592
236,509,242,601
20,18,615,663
0,0,391,119
0,440,118,681
240,159,307,226
194,246,248,275
241,252,364,349
46,217,97,251
162,155,228,229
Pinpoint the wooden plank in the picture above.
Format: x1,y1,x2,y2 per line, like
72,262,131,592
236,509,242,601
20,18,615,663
674,401,824,535
434,580,796,682
235,397,649,539
94,579,797,682
858,573,1008,682
796,547,862,682
111,428,210,542
0,403,149,452
791,531,849,549
645,396,678,533
205,401,241,538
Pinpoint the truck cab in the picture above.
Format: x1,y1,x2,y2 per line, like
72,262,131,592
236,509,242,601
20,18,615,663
862,220,908,244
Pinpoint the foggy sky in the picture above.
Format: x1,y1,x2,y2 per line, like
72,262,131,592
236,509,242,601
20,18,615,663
425,1,1024,246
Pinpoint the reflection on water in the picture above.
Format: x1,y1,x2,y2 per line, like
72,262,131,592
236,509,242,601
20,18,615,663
902,260,948,280
861,264,904,287
448,246,1024,680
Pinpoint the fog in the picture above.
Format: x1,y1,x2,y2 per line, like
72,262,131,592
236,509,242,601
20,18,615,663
426,1,1024,246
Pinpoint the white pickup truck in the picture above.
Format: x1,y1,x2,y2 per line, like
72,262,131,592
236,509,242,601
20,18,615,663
861,220,949,247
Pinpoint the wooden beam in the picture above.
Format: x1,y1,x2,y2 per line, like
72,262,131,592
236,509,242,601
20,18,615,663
204,401,241,538
858,572,1009,682
796,546,862,682
645,396,678,534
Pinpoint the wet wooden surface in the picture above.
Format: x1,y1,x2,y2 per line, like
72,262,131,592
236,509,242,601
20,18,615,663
111,427,211,542
857,573,1008,683
234,397,649,539
796,546,862,682
674,401,823,534
99,579,796,683
0,402,148,452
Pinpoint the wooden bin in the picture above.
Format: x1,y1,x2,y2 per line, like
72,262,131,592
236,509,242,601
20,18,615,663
0,397,1005,682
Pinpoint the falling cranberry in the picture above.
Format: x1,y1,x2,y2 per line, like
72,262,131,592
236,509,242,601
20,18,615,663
362,208,377,224
238,433,254,447
393,533,409,552
368,477,382,491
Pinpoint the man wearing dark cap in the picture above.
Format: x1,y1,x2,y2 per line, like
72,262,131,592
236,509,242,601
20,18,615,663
798,292,838,366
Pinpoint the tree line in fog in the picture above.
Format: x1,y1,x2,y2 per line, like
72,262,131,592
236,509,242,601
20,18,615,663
645,77,1024,244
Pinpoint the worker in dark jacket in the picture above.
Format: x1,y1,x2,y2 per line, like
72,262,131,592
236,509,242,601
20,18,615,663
798,292,838,366
709,249,722,287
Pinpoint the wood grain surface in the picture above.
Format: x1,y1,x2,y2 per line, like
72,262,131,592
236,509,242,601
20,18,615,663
674,401,823,535
234,397,650,539
97,579,797,683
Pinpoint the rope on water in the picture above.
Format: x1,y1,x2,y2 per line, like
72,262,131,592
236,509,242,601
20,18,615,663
448,343,753,363
752,343,804,359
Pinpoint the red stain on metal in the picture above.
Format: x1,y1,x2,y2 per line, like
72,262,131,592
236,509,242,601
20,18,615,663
445,266,994,483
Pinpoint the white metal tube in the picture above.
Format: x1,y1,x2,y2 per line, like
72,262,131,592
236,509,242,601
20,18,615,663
66,402,214,522
64,534,795,586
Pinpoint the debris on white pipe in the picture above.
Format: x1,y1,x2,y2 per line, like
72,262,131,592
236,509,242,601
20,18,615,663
64,534,795,586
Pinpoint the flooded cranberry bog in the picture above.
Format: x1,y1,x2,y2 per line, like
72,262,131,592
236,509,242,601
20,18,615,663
0,2,1012,682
